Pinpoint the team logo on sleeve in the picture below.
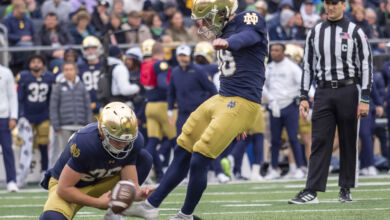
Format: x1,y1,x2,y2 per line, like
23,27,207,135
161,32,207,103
243,13,258,25
160,62,168,71
70,143,80,158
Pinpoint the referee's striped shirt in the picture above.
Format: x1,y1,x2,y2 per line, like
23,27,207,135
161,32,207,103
300,17,373,100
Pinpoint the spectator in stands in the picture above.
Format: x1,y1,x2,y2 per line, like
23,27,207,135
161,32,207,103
161,2,177,27
292,12,307,40
41,0,73,25
345,0,364,19
377,0,390,38
112,0,127,23
91,0,110,36
0,64,19,193
255,0,268,18
300,0,319,29
122,10,152,44
149,13,165,41
49,61,93,165
268,9,296,40
165,11,195,43
351,5,372,38
69,0,96,13
366,8,380,39
267,0,294,27
2,0,34,72
319,6,327,22
35,12,73,73
105,12,126,44
69,10,97,44
25,0,41,18
123,0,145,13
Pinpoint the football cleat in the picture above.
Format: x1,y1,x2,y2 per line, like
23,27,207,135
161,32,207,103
220,156,233,178
250,164,264,182
217,173,230,183
265,168,280,180
339,188,352,202
7,181,19,193
169,211,193,220
121,200,158,220
289,190,319,204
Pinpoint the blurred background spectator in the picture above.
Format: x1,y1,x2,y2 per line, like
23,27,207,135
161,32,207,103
69,10,97,44
41,0,72,25
122,10,152,44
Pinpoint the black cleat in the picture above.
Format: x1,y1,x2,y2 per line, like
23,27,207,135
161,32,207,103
289,189,319,204
339,188,352,202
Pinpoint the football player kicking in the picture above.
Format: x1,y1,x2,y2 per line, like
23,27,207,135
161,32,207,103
106,0,269,219
39,102,154,220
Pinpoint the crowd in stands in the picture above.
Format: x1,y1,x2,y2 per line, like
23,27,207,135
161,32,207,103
1,0,390,191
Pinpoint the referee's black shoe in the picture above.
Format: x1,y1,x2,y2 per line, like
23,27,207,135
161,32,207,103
339,188,352,202
288,189,319,204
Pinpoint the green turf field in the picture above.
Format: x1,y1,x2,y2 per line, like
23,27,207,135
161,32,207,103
1,175,390,219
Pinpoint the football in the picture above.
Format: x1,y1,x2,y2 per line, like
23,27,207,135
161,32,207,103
110,180,137,214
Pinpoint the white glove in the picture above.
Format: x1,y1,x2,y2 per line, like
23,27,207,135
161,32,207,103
270,101,281,118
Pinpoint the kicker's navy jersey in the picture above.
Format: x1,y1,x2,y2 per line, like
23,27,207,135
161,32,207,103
17,71,56,124
200,63,219,78
78,60,103,113
218,11,268,104
48,123,144,188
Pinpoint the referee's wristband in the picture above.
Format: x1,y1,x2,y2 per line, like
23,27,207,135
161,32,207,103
299,95,309,102
360,98,370,104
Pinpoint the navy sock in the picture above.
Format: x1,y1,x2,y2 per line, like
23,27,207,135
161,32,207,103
231,139,248,174
40,211,67,220
148,146,191,207
252,133,264,164
211,158,223,175
181,152,213,215
39,145,48,171
136,149,153,185
145,138,164,180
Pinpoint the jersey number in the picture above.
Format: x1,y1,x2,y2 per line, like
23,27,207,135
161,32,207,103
82,70,100,91
217,50,236,76
81,167,122,182
27,83,49,102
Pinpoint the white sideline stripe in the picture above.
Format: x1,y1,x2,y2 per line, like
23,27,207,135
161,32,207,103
0,188,46,194
0,196,46,200
283,182,390,189
222,204,271,207
251,198,386,203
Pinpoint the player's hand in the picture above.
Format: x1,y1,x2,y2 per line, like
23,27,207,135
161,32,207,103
299,100,310,120
357,102,370,119
8,119,16,130
135,186,156,201
168,115,175,125
96,190,111,210
376,106,384,117
236,132,247,141
213,38,229,50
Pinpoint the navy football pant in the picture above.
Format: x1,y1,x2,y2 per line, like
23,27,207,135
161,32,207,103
0,118,16,183
270,103,304,168
359,109,375,169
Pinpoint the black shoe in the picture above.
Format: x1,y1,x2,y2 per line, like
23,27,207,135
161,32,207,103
234,172,248,181
339,188,352,202
288,189,319,204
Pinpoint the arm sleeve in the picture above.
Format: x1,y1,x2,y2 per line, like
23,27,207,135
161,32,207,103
6,70,18,119
49,84,61,130
17,76,25,118
112,65,140,96
2,20,21,42
356,28,373,101
301,29,317,98
227,29,262,52
167,73,176,110
66,138,89,173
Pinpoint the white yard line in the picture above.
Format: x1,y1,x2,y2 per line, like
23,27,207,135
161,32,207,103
222,204,272,207
283,182,390,189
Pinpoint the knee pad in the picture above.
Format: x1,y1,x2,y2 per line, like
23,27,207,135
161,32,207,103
40,211,67,220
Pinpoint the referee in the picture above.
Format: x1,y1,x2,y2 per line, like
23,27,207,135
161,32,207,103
289,0,372,204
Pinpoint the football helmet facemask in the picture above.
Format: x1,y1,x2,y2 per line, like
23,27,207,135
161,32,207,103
191,0,238,37
81,36,103,61
98,102,138,160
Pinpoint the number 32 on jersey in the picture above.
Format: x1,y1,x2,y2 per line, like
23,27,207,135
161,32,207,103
217,50,236,76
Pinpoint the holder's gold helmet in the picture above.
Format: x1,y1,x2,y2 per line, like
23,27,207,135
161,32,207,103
194,41,215,63
81,36,103,61
141,39,156,58
98,102,138,159
285,44,304,65
192,0,238,37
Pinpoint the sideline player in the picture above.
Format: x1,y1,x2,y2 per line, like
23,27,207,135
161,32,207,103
115,0,268,219
39,102,154,220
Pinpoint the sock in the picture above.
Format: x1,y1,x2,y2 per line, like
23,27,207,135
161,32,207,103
39,145,48,171
231,140,248,174
181,152,213,215
145,138,164,180
148,146,191,207
136,149,153,185
252,133,264,164
210,158,223,176
40,211,67,220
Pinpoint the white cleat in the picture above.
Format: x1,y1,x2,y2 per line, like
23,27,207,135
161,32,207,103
368,166,377,176
121,200,158,220
103,210,126,220
293,168,306,179
265,168,280,180
217,173,230,184
360,168,369,176
250,164,264,182
7,181,19,193
169,211,194,220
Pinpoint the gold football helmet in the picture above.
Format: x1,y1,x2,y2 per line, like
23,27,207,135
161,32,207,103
81,36,103,61
192,0,238,37
141,39,156,58
98,102,138,159
285,44,304,65
194,41,215,63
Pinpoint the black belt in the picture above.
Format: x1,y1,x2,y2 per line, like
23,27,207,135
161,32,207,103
317,79,356,89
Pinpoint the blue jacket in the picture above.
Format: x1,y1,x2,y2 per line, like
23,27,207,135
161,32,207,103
2,13,35,46
168,63,217,114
